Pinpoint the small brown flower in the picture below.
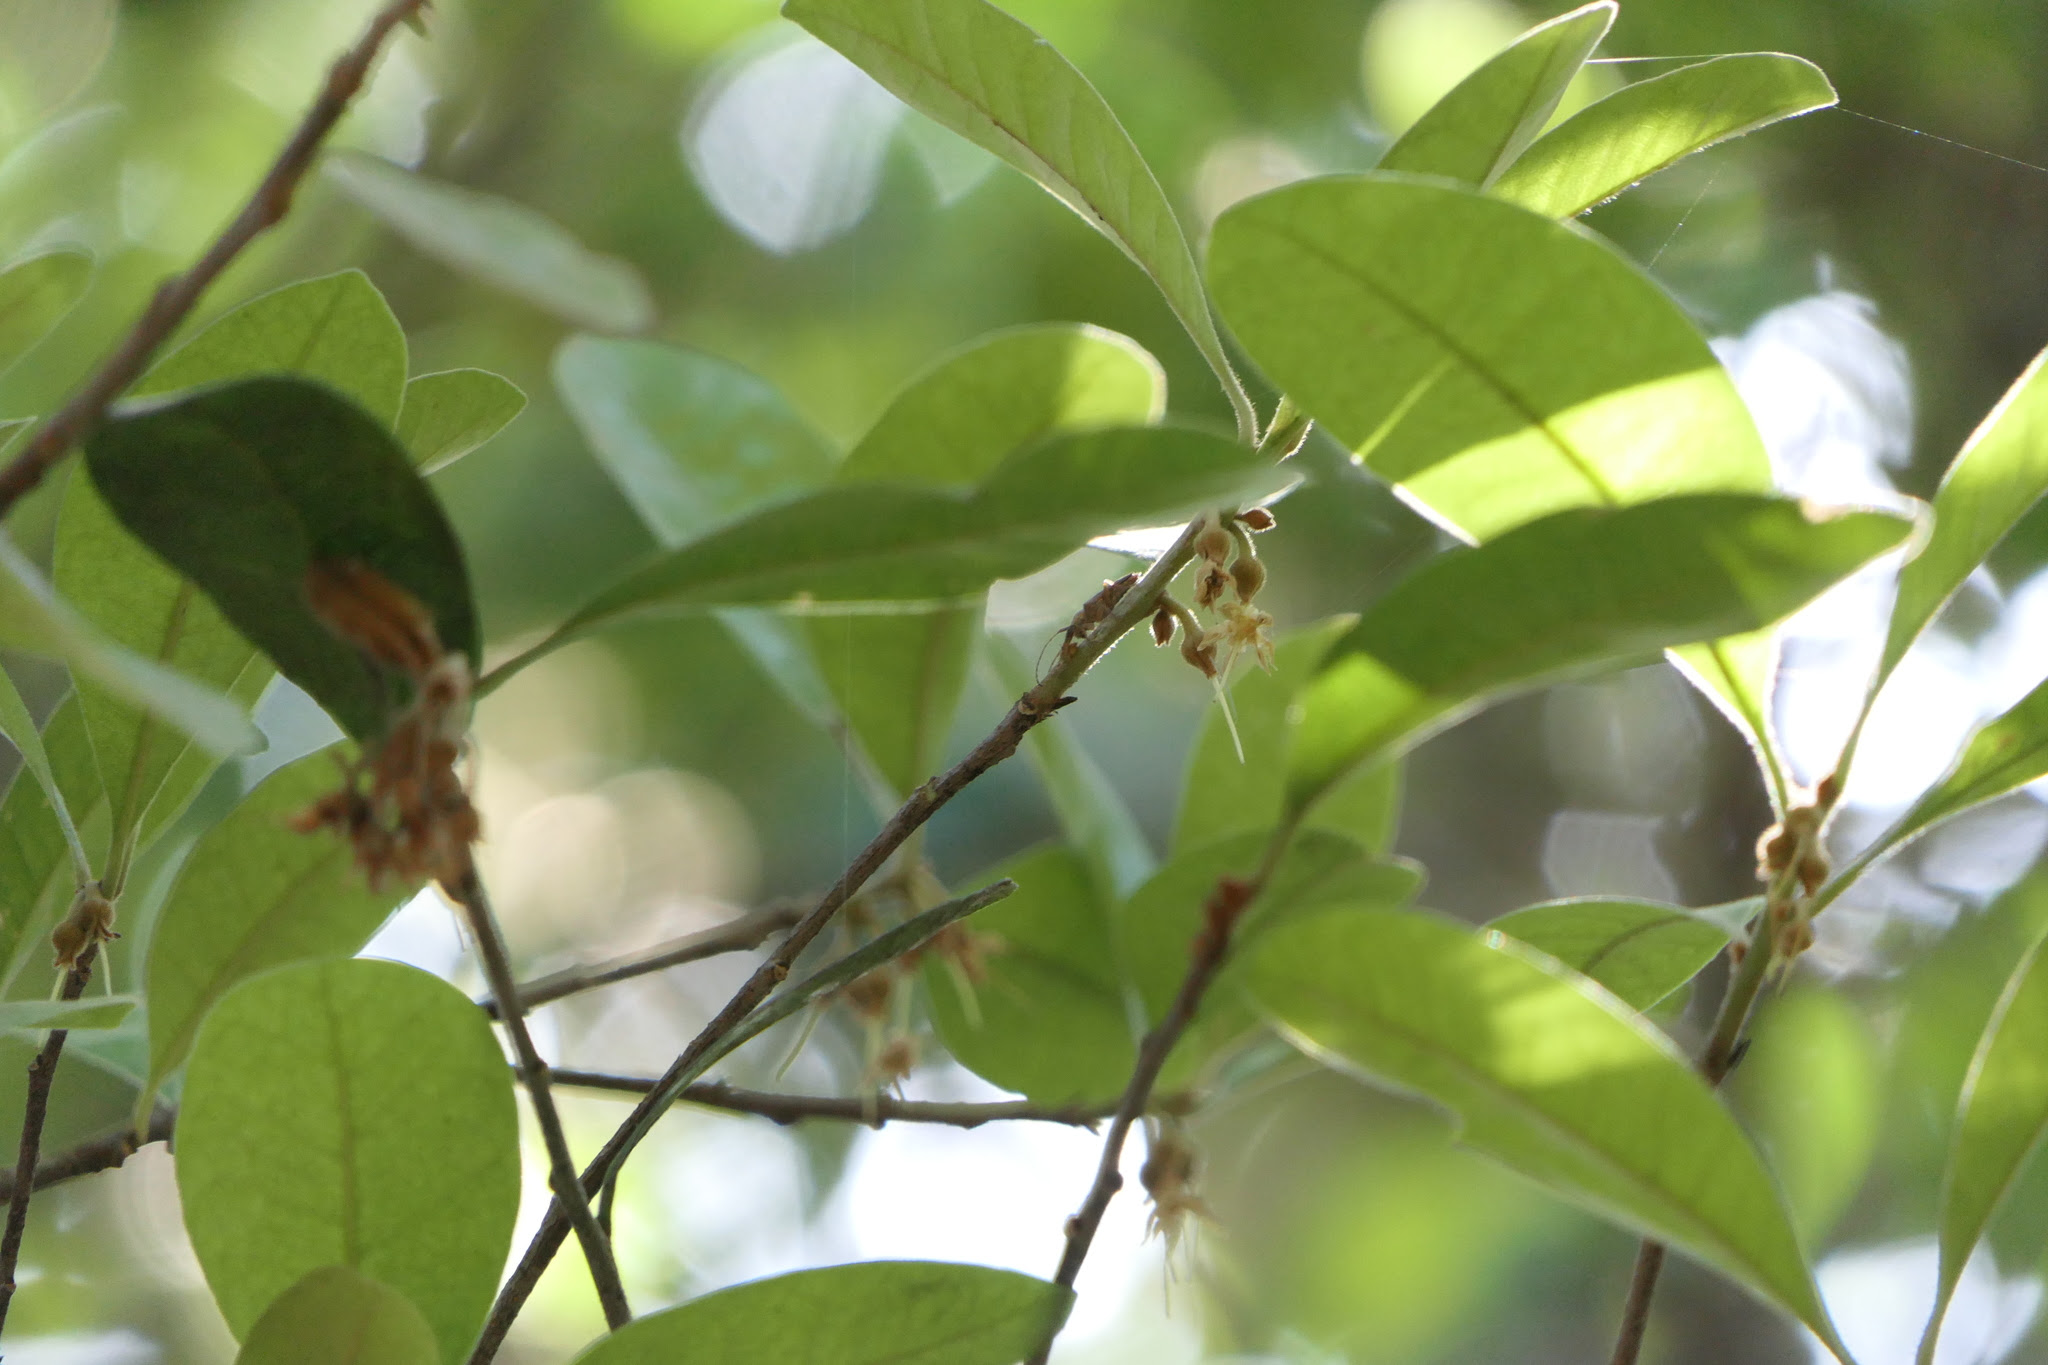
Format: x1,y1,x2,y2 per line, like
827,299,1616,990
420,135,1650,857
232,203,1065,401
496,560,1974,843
1236,507,1276,532
51,884,117,970
1201,600,1275,676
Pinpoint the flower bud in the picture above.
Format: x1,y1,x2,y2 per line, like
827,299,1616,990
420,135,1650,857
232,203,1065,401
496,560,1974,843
1194,517,1232,565
1181,633,1218,677
1236,507,1276,532
1151,605,1176,646
1229,553,1266,602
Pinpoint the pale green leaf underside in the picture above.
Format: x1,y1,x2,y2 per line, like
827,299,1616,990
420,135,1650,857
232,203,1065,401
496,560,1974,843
0,659,85,877
397,368,526,473
1488,898,1732,1011
234,1266,438,1365
0,697,106,996
1250,910,1842,1353
0,246,91,374
0,993,136,1032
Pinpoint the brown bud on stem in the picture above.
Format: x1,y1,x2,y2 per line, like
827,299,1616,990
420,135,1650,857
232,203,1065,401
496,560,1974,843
1151,605,1176,646
1236,506,1276,532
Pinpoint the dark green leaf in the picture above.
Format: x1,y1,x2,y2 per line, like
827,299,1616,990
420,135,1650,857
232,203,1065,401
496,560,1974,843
1494,54,1836,219
83,377,479,741
327,152,654,334
0,247,91,373
1377,2,1614,187
234,1266,438,1365
568,1260,1071,1365
178,958,519,1364
1487,898,1731,1011
783,0,1254,435
1287,495,1913,810
396,369,526,474
1249,909,1844,1354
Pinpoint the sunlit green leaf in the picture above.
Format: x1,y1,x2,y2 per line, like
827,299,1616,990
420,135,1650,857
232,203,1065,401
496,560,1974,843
1924,923,2048,1364
1494,54,1836,219
1488,898,1731,1012
925,845,1133,1106
234,1266,438,1365
143,754,402,1102
1249,909,1844,1353
83,377,479,741
135,270,408,425
1377,2,1613,187
569,1260,1071,1365
1287,495,1912,810
396,369,526,474
178,958,519,1364
0,993,134,1032
328,152,654,334
0,246,90,374
783,0,1254,435
1730,986,1879,1245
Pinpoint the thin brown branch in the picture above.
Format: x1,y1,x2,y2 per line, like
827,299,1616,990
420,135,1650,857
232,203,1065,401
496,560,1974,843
0,1107,175,1206
478,902,803,1020
446,866,631,1331
0,0,430,519
0,946,98,1338
1608,1241,1667,1365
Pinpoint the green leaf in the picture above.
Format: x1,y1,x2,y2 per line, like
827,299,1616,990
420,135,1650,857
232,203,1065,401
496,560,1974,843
783,0,1254,437
1209,175,1771,543
810,608,980,798
0,994,135,1032
0,247,90,374
568,1260,1071,1365
0,660,87,879
178,958,519,1364
1487,898,1732,1012
1925,924,2048,1363
1249,909,1844,1354
1494,54,1837,219
234,1266,438,1365
1377,2,1614,188
83,377,479,741
142,754,402,1102
1287,495,1912,810
925,845,1134,1106
135,270,408,425
546,425,1279,644
0,533,260,759
327,152,654,334
396,369,526,474
0,697,105,996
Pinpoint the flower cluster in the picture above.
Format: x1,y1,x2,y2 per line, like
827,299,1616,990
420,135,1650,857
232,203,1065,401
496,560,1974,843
1151,507,1276,680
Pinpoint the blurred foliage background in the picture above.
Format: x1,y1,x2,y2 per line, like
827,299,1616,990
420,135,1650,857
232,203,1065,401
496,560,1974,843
5,0,2048,1362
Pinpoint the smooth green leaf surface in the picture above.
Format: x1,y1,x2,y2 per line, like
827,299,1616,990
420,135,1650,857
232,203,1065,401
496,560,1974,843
1494,54,1836,218
0,247,90,373
84,378,479,741
810,608,979,798
135,270,408,425
0,697,105,995
1210,175,1771,543
1250,909,1842,1352
1487,898,1731,1012
0,660,86,877
1287,495,1912,808
0,533,259,759
925,845,1134,1105
0,994,135,1032
178,958,519,1364
1377,2,1613,188
143,754,402,1098
328,152,654,334
784,0,1254,436
397,369,526,473
569,1260,1071,1365
1731,987,1880,1245
234,1266,438,1365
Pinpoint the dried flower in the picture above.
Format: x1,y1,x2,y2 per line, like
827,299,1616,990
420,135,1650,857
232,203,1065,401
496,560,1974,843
1141,1121,1213,1256
1201,600,1275,676
1193,563,1230,609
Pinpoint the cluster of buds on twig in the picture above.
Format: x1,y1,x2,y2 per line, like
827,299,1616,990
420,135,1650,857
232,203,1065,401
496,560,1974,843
290,560,479,891
1151,508,1276,680
1748,773,1840,964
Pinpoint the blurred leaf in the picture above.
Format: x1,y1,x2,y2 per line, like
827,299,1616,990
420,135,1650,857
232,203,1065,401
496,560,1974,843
568,1260,1071,1364
810,607,980,797
0,697,103,996
784,0,1254,435
1209,175,1770,543
1286,496,1913,810
327,152,654,334
54,472,268,871
396,369,526,474
987,633,1154,898
925,845,1133,1106
547,425,1280,644
1176,617,1404,857
178,958,519,1364
234,1266,438,1365
1488,898,1730,1013
0,659,86,878
1670,627,1787,811
0,533,260,759
142,754,401,1105
1731,986,1879,1246
135,270,408,425
1377,2,1613,187
0,0,115,129
0,247,90,374
1925,923,2048,1363
84,378,479,741
1858,673,2048,874
0,994,134,1032
1494,54,1836,219
1249,909,1844,1353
